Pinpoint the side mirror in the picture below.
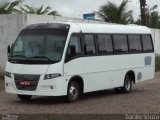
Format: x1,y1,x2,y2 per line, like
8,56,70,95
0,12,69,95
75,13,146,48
70,45,76,56
7,45,11,55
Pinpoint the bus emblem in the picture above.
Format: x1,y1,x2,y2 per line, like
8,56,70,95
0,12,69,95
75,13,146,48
24,75,29,79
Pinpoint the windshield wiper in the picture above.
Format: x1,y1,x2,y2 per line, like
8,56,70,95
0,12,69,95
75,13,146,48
10,55,28,60
28,56,55,62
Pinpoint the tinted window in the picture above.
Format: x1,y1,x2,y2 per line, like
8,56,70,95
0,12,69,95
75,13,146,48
113,35,128,53
84,35,96,55
141,35,153,52
67,35,82,58
128,35,142,52
11,29,67,64
97,35,113,54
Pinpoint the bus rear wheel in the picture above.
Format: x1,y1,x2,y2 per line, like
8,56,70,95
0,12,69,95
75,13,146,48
122,75,132,93
115,75,132,93
67,81,80,103
17,94,32,101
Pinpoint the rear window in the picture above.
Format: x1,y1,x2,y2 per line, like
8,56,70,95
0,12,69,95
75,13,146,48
141,35,153,52
128,35,142,52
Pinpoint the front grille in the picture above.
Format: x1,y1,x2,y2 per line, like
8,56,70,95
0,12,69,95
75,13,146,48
14,74,40,91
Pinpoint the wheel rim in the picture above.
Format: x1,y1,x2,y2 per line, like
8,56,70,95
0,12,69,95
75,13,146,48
69,85,78,100
125,78,131,91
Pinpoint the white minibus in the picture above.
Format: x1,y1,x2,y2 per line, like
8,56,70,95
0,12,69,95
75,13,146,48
5,22,155,102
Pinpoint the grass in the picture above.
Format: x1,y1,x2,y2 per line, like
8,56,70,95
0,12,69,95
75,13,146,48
156,56,160,72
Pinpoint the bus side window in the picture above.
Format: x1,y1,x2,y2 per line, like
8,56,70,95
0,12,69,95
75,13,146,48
66,35,82,60
141,35,153,52
113,35,128,54
84,34,96,55
97,34,113,54
128,35,142,53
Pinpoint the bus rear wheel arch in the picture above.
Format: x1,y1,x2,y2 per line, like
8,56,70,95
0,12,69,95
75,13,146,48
67,76,84,103
126,71,135,84
115,71,135,93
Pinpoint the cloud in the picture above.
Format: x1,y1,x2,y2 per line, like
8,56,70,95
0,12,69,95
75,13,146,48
2,0,160,20
22,0,140,19
23,0,107,18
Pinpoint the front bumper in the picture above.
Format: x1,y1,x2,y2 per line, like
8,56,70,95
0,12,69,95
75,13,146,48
5,75,69,96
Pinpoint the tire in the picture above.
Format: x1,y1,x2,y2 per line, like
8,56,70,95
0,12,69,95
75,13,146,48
17,94,32,101
67,81,80,103
121,75,132,93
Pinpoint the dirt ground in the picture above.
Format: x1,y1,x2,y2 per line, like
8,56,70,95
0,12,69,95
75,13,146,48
0,73,160,114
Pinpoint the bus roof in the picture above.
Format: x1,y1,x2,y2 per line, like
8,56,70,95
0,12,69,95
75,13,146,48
24,22,151,34
72,23,151,34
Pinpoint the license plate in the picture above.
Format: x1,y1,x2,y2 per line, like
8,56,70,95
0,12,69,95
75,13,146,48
20,81,31,86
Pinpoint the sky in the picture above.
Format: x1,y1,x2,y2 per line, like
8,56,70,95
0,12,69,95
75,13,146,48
1,0,160,20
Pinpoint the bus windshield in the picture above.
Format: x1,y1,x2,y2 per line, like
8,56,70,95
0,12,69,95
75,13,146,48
9,29,68,64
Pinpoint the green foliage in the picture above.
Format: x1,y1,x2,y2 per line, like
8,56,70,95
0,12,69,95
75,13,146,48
156,56,160,72
0,0,60,16
97,0,133,24
0,0,22,14
147,5,160,28
21,5,60,16
149,11,160,28
135,5,160,29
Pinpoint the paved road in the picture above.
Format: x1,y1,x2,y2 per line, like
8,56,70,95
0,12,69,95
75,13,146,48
0,73,160,114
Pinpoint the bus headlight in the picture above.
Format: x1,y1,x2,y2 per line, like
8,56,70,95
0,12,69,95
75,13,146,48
44,73,61,80
4,71,11,78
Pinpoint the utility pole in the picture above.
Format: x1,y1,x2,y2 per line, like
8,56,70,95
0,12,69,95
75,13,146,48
140,0,146,26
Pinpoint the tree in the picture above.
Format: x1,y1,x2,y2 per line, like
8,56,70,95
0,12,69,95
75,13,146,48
148,5,160,28
135,5,160,28
97,0,133,24
149,11,160,28
21,5,60,16
134,18,141,25
0,0,22,14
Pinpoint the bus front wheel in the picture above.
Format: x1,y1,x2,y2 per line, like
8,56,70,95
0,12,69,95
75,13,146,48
67,81,80,103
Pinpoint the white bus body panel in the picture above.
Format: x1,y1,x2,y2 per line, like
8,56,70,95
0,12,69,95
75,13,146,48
64,53,155,93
